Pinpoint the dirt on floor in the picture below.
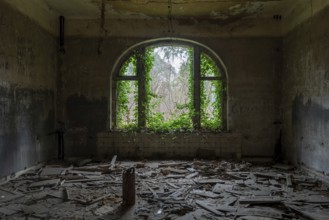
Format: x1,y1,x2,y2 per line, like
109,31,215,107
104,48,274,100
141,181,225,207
0,157,328,219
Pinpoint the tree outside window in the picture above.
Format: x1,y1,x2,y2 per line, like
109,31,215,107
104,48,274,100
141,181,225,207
113,42,226,132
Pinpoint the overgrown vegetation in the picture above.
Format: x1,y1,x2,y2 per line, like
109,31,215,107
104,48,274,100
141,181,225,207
200,53,222,131
146,46,193,132
116,46,223,132
117,55,138,130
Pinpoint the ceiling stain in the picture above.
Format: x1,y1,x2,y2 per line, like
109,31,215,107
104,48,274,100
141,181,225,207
40,0,280,20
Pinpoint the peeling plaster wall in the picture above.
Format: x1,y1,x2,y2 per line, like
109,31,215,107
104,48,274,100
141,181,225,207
0,2,57,177
60,34,281,158
2,0,58,35
282,6,329,173
65,18,282,38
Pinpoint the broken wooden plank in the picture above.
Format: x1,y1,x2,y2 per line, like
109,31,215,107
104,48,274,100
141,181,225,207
64,177,113,183
239,196,282,204
159,162,187,167
225,189,249,196
237,216,277,220
40,167,65,176
68,170,102,176
186,172,199,179
284,203,329,220
286,174,292,187
94,204,120,216
48,188,67,200
163,168,188,174
219,196,238,206
195,200,224,216
0,204,23,216
254,172,284,179
191,190,222,199
29,179,60,188
23,204,49,214
0,186,24,203
166,181,180,189
168,188,185,198
165,174,185,179
292,194,329,203
269,179,280,186
175,209,207,220
110,155,117,169
195,179,225,184
212,183,233,193
272,164,294,171
236,207,282,219
215,205,237,213
78,158,93,167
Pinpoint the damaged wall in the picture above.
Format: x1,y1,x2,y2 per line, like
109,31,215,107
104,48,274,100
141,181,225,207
60,32,281,159
282,6,329,173
0,2,58,176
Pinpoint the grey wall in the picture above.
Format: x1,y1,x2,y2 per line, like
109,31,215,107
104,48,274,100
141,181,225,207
0,2,57,176
282,6,329,173
60,36,281,159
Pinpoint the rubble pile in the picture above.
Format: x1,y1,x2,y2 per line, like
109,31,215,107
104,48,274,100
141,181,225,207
0,157,328,219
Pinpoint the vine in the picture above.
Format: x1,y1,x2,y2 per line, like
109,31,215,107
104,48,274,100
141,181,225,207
117,54,138,130
200,53,222,131
146,46,193,132
116,46,223,132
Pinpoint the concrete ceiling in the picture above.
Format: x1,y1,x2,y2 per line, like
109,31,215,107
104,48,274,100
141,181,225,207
3,0,329,36
42,0,283,19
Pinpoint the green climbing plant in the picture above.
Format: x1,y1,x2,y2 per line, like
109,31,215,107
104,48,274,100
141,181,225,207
200,53,222,131
116,45,223,132
117,54,138,130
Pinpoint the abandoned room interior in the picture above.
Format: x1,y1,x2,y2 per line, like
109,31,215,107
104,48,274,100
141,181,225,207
1,0,329,219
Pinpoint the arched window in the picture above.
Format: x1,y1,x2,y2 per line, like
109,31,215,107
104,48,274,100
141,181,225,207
112,40,227,132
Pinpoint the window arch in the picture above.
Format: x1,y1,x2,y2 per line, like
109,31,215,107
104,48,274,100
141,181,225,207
111,39,227,132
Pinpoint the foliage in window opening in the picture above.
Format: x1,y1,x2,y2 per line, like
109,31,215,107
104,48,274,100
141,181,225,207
117,55,138,130
116,45,224,132
144,48,155,125
146,46,193,132
200,53,222,131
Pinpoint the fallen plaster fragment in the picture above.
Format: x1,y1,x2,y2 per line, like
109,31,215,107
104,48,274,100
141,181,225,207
94,204,120,216
1,159,329,219
239,196,282,204
285,203,329,220
195,200,224,216
286,174,293,187
186,172,199,179
272,164,295,171
213,183,233,193
0,204,23,215
191,189,222,199
40,167,65,176
0,187,24,203
29,179,60,188
237,216,278,220
110,155,117,169
195,178,225,184
236,207,283,219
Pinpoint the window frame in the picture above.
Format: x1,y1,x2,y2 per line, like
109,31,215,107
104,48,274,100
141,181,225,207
111,40,227,132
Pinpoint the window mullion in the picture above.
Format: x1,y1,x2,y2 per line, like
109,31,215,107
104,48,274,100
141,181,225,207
137,48,146,128
193,47,201,129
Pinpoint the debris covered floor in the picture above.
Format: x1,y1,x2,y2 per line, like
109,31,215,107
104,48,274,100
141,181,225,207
1,159,329,219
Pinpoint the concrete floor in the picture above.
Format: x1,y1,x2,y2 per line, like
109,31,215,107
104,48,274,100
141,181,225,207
0,159,328,219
